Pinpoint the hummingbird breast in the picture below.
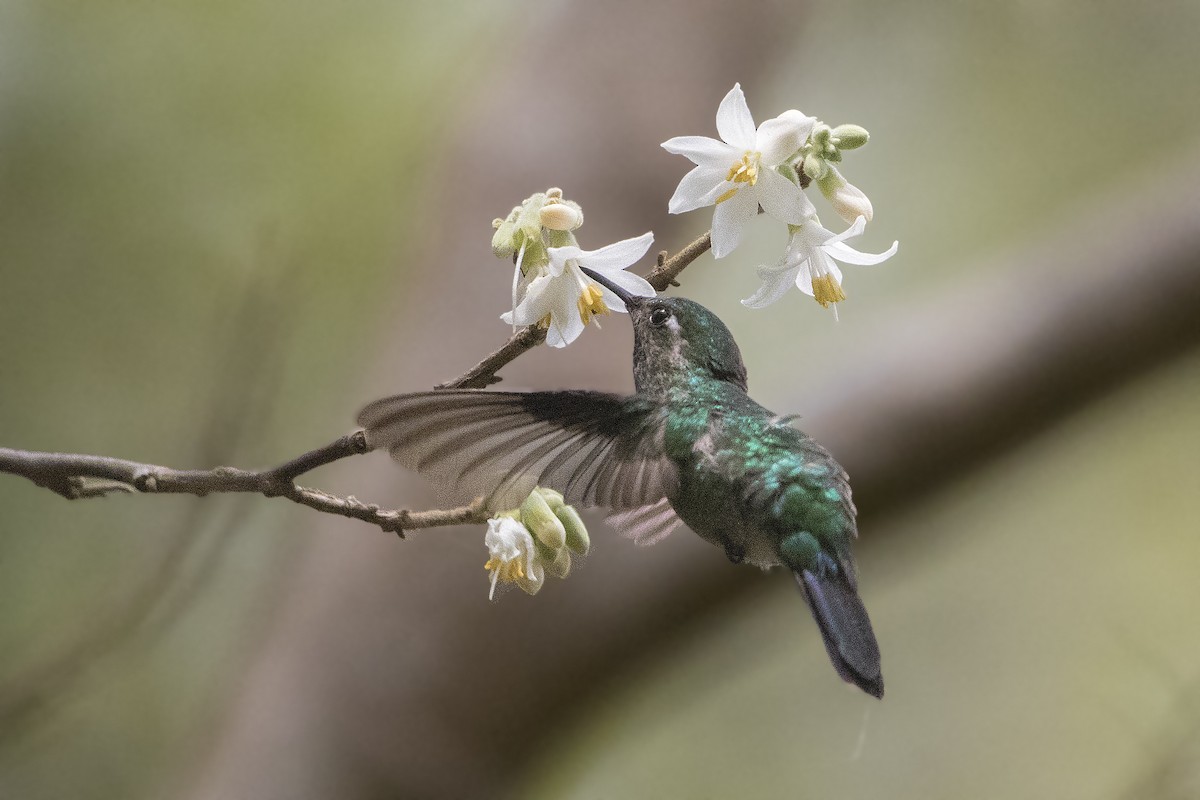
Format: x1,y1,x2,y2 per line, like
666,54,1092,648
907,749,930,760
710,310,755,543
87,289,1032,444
661,381,856,571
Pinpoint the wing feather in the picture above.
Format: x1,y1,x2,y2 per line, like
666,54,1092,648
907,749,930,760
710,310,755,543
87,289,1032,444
358,390,677,510
607,498,683,546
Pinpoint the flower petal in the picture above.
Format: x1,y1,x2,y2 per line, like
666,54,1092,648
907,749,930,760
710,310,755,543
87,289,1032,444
794,259,817,296
710,187,758,258
596,285,628,313
755,167,814,225
715,83,756,149
546,305,584,348
757,109,815,164
742,263,801,309
540,277,585,348
547,245,583,276
660,135,737,165
824,237,898,266
574,232,655,272
825,214,868,243
508,275,553,326
667,165,730,214
594,268,655,300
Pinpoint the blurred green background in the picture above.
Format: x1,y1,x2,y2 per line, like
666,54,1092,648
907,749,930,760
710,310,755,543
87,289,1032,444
2,1,1198,798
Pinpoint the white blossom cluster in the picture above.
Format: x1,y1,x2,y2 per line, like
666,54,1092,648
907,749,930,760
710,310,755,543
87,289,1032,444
663,83,898,319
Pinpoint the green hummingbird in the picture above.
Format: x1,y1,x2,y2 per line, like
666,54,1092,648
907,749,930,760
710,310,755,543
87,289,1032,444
358,268,883,698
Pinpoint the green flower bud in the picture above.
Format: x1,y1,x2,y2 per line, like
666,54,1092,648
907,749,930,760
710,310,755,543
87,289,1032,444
811,123,832,148
545,546,572,579
536,487,565,511
802,153,827,181
529,531,559,566
831,124,869,150
521,489,566,550
491,212,520,258
776,161,800,187
517,573,544,596
555,504,590,556
513,194,547,240
515,233,550,276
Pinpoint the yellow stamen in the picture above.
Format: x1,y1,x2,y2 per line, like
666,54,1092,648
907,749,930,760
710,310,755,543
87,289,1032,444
485,557,526,583
811,274,846,308
577,283,610,326
537,313,552,329
726,150,761,186
714,187,738,205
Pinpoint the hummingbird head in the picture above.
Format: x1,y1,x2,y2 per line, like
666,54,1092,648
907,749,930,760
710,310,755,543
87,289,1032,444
580,267,748,394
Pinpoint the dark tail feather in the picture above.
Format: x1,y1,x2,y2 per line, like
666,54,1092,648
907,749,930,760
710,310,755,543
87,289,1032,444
796,569,884,699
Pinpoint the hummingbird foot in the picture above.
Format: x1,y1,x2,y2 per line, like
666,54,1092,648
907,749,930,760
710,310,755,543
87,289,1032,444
723,540,745,565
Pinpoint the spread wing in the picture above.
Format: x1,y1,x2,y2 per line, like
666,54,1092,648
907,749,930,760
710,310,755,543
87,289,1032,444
358,390,678,511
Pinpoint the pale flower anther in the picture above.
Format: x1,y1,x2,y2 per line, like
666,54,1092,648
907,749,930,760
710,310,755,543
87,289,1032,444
502,232,656,348
741,215,898,316
662,83,817,258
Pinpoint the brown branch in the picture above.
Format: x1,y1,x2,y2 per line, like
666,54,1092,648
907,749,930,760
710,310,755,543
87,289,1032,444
0,439,487,537
646,229,712,291
435,323,547,390
0,229,713,530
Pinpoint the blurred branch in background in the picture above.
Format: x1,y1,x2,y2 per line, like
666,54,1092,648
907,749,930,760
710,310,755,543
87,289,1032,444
0,263,289,739
812,149,1200,508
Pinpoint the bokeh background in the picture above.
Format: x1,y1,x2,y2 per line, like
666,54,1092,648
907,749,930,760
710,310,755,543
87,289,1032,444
2,1,1199,798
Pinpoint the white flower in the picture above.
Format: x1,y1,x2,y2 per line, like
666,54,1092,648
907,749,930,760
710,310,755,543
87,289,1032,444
501,232,656,348
662,84,817,258
741,215,898,315
484,516,544,599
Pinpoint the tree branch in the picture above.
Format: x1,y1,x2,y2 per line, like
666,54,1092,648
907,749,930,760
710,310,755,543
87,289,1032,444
646,229,712,291
0,440,488,536
435,323,547,390
0,231,714,531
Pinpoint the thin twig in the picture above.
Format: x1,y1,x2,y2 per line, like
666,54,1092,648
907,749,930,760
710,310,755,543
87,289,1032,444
435,323,547,390
646,229,712,291
0,441,487,537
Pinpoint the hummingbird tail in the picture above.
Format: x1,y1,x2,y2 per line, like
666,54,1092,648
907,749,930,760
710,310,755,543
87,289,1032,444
795,569,884,699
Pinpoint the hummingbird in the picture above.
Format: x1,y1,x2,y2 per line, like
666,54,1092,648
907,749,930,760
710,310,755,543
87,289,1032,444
358,268,883,698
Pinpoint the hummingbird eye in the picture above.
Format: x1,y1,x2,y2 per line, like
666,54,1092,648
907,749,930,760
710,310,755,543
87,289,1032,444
649,306,672,327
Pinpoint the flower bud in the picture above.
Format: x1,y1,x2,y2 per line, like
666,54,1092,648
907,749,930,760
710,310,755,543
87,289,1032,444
536,487,566,511
776,161,800,187
516,567,545,596
521,489,566,550
539,200,583,231
818,167,873,224
545,545,572,579
491,213,519,258
802,153,827,182
831,124,869,150
811,122,832,149
555,504,590,556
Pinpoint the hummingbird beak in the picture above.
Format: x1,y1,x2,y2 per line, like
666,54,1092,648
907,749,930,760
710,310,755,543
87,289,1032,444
579,266,639,310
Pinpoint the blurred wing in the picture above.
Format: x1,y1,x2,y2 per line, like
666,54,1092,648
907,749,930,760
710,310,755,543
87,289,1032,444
606,498,683,546
358,390,677,510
